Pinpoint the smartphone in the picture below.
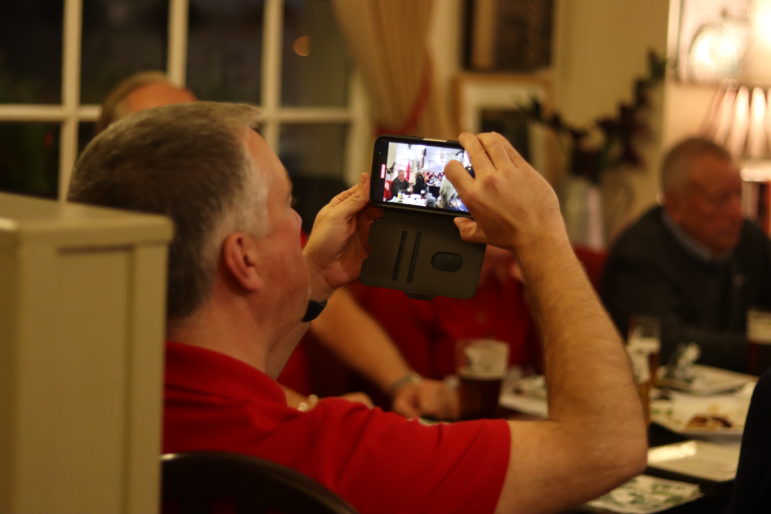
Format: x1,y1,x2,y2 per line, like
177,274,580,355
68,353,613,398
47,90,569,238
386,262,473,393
371,135,474,216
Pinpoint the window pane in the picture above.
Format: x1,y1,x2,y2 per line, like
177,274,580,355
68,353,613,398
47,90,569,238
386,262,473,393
0,1,62,103
280,123,348,232
278,123,347,179
79,122,97,155
187,0,265,103
81,0,168,104
282,0,350,107
0,122,59,199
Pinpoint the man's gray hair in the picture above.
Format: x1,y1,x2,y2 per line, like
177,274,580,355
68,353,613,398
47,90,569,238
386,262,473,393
660,137,733,194
69,102,265,319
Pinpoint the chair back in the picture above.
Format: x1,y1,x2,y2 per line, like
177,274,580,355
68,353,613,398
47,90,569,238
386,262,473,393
573,245,607,290
161,452,358,514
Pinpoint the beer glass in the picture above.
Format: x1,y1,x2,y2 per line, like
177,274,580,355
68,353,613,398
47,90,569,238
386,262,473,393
628,315,661,379
455,339,509,420
627,315,660,424
747,308,771,375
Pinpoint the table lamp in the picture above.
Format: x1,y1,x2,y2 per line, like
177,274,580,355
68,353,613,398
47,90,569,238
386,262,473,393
703,82,771,232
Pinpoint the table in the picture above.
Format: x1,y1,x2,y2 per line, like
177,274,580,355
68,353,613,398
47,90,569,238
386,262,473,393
550,425,733,514
499,367,756,513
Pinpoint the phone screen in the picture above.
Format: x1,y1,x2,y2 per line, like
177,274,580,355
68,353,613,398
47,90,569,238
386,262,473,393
371,135,474,215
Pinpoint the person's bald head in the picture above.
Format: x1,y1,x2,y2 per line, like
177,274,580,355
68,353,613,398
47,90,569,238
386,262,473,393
96,71,196,134
660,137,733,196
124,81,196,114
661,137,743,257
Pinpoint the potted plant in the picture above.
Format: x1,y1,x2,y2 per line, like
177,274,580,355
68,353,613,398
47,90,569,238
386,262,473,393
518,50,666,246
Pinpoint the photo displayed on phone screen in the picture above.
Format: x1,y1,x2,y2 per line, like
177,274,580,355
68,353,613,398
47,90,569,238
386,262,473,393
373,137,474,215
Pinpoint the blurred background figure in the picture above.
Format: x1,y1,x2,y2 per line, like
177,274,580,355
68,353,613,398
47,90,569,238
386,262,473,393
601,137,771,372
351,245,541,393
96,71,195,134
390,169,410,197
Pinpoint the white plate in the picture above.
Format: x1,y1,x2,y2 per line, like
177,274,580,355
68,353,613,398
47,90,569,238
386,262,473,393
648,440,741,482
651,388,753,440
498,391,548,417
656,365,754,395
499,374,548,417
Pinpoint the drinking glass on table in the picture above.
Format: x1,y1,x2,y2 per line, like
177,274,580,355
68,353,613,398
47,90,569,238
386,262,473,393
628,315,661,378
627,315,661,423
455,339,509,420
747,307,771,376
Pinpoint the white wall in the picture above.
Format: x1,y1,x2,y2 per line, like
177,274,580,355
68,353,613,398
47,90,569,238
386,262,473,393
555,0,669,239
430,0,671,241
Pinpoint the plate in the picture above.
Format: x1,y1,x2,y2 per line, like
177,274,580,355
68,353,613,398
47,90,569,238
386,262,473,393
648,440,741,482
650,389,752,440
656,365,754,395
499,374,548,418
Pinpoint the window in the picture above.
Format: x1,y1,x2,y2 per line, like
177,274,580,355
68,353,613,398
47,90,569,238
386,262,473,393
0,0,367,201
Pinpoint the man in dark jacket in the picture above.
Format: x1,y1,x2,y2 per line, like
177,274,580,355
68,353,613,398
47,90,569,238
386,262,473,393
601,137,771,372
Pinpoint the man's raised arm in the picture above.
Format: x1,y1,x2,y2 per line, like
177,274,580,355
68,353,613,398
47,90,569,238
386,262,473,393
446,132,647,513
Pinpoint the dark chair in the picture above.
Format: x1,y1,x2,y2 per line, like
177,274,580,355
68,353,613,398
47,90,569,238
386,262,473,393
161,452,358,514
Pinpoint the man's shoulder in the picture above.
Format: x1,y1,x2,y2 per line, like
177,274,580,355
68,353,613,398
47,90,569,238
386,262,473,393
739,219,771,248
609,206,669,257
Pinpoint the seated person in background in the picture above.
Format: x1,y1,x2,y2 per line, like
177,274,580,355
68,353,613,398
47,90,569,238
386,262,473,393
413,170,426,194
95,71,195,133
96,71,452,417
69,115,646,513
352,245,540,395
389,169,410,198
438,174,462,209
728,369,771,512
601,137,771,372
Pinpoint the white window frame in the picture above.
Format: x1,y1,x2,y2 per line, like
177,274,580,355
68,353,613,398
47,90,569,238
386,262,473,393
0,0,368,201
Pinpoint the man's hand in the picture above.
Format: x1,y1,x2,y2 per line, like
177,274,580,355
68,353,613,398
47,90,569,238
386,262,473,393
442,134,647,512
391,378,460,420
304,174,381,299
444,132,566,254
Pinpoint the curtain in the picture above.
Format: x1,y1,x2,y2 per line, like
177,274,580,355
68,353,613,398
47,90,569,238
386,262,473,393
332,0,455,139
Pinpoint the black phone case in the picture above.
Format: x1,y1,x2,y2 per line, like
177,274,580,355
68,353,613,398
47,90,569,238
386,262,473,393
360,209,484,299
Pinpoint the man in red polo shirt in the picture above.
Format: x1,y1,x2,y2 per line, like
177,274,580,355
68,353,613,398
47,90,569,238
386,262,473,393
69,102,646,513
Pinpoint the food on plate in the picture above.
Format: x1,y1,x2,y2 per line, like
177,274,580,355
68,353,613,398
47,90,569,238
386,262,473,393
685,414,733,429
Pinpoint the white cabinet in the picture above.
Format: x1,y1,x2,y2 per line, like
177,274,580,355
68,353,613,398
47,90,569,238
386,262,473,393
0,193,172,514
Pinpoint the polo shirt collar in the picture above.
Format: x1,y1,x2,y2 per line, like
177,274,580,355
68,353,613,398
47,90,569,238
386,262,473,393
661,209,731,263
165,341,285,404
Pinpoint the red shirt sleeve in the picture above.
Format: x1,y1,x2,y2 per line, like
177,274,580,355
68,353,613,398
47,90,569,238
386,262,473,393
261,400,510,514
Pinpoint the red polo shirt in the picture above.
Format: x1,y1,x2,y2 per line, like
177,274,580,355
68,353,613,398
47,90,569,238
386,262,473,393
164,341,510,514
351,271,541,380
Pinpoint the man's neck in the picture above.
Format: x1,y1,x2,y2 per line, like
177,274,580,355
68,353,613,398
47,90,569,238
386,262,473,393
167,301,270,373
661,209,731,262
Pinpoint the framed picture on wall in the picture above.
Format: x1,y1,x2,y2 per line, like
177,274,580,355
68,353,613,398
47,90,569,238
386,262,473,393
454,73,553,177
672,0,752,84
463,0,554,72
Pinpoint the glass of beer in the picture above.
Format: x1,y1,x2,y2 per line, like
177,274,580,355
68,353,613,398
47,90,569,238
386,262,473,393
747,308,771,375
627,315,660,424
628,315,661,381
455,339,509,420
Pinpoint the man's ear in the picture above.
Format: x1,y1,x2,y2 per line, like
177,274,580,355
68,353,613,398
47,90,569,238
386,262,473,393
221,232,262,291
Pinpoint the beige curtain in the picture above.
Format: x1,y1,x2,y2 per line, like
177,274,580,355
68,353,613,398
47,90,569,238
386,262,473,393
332,0,455,139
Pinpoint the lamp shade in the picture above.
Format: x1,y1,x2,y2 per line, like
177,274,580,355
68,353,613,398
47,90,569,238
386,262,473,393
703,82,771,160
704,82,771,231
